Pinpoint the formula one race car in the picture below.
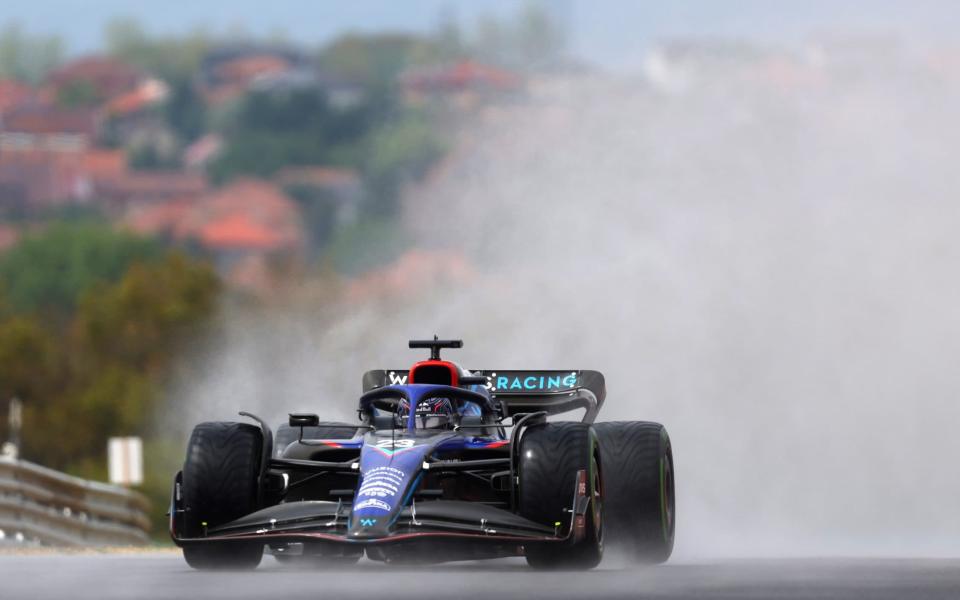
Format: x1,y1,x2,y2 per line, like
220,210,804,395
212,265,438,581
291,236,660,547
170,338,675,569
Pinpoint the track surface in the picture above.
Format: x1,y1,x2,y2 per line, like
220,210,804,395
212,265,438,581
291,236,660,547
2,553,960,599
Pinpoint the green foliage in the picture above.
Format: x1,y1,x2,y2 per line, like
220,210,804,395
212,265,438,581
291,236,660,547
208,88,372,182
363,112,447,215
127,143,181,170
284,184,341,257
0,22,63,83
36,204,106,225
327,217,411,275
470,1,568,72
0,223,161,317
0,315,62,403
139,438,188,538
318,33,441,87
75,254,220,374
56,79,102,108
164,78,207,143
0,248,220,478
103,18,210,84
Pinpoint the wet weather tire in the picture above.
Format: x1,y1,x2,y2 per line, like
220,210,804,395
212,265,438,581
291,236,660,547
594,421,675,564
519,422,603,570
181,421,264,570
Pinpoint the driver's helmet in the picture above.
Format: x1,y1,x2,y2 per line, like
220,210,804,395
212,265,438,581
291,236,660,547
398,397,456,429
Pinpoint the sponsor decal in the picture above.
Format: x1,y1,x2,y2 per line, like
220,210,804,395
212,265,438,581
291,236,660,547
385,370,579,392
356,466,404,504
359,518,377,527
354,498,391,512
489,372,578,392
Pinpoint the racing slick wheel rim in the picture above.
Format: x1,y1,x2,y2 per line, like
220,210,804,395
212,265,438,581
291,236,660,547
593,454,604,546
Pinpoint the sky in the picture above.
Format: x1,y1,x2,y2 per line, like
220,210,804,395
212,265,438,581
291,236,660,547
3,0,959,69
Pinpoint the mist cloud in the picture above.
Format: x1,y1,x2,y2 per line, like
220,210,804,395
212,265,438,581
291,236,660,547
174,45,960,558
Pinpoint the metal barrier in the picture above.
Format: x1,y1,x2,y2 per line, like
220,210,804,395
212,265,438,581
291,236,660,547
0,456,151,547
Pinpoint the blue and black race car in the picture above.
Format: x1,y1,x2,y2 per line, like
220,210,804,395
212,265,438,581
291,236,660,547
170,338,675,569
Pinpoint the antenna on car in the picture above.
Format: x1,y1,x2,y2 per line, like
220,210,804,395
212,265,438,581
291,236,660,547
409,335,463,360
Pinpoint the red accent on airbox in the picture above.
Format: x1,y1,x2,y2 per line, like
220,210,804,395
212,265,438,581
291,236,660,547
408,360,460,387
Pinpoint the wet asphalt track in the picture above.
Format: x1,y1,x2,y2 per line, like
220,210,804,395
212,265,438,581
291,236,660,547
3,553,960,600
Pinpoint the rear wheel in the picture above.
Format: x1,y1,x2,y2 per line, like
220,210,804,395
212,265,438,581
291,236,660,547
181,421,264,570
595,421,675,564
519,422,603,570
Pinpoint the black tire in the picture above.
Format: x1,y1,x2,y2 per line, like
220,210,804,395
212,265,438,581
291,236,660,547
519,422,603,570
181,421,264,570
594,421,675,564
273,422,359,457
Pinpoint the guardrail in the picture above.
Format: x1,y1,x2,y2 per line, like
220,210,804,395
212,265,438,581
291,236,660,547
0,456,151,547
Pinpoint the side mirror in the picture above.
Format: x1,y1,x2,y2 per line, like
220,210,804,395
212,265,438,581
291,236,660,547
289,413,319,427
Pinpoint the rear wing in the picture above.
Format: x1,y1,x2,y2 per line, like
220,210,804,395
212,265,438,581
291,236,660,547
361,370,605,423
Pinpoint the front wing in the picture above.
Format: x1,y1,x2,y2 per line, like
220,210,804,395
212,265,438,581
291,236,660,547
170,470,592,550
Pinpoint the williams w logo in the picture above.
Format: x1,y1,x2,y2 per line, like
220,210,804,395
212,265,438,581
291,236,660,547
359,518,377,527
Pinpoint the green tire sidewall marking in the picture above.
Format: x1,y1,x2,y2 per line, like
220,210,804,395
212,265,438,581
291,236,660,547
659,455,668,541
659,429,670,542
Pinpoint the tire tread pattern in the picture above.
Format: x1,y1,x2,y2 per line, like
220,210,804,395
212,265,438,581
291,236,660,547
519,422,602,569
181,421,263,570
595,421,674,564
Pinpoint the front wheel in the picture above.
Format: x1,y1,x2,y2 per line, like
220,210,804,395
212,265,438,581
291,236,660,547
519,422,603,569
180,421,265,570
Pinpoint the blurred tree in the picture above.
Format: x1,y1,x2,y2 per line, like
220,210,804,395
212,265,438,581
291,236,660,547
36,204,106,224
103,18,210,84
8,252,220,473
318,33,440,87
327,217,411,276
56,79,102,107
0,22,63,83
513,1,568,71
284,184,341,258
208,87,373,182
128,143,181,170
363,112,447,215
75,253,220,374
433,8,467,61
470,1,568,72
0,315,63,406
164,78,207,143
21,366,156,470
0,223,161,317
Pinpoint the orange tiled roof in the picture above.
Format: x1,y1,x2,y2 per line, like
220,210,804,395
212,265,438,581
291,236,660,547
2,106,97,136
81,149,126,178
173,178,303,252
402,60,521,92
47,56,142,98
0,224,20,252
215,55,292,84
199,213,285,250
0,80,39,115
104,78,169,117
119,178,302,253
123,196,194,236
95,171,207,196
